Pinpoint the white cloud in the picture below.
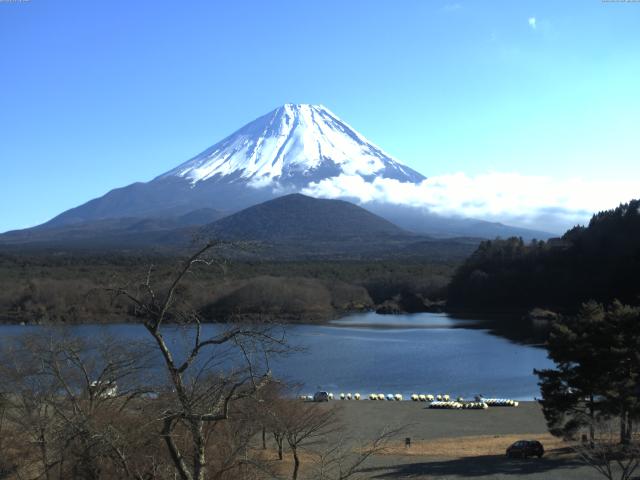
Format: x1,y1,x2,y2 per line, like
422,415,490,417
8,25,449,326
442,3,462,12
301,172,639,233
528,17,537,29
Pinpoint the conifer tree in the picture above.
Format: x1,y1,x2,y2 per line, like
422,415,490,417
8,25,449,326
536,301,640,444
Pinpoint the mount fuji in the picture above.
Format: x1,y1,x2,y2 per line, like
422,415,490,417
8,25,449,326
2,104,551,245
40,103,429,228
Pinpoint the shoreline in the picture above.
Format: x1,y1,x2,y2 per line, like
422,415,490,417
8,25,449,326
0,309,548,350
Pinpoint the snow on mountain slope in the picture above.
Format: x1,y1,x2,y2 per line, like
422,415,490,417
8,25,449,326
160,104,425,187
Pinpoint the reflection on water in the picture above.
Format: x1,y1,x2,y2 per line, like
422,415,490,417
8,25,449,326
330,311,477,329
0,312,552,400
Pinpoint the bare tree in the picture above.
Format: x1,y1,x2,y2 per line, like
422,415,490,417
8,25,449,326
574,418,640,480
279,401,340,480
254,383,291,461
259,395,401,480
0,330,157,480
0,392,16,478
308,426,401,480
111,242,288,480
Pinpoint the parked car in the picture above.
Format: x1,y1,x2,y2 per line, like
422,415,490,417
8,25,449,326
313,391,330,402
506,440,544,458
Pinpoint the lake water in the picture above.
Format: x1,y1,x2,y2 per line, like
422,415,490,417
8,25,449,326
0,312,553,400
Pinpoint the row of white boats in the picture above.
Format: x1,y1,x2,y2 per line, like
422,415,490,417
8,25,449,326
299,392,520,408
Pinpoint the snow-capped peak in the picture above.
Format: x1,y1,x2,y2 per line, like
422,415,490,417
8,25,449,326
161,104,425,187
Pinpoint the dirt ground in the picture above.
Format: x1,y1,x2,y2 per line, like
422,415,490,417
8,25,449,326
334,400,550,442
304,400,613,479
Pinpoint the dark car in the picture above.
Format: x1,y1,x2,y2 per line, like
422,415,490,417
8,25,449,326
313,391,330,402
506,440,544,459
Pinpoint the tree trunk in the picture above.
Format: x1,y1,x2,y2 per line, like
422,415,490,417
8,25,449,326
274,433,283,460
262,426,266,450
193,420,207,480
291,446,300,480
589,395,595,448
620,410,628,444
162,418,194,480
38,428,51,480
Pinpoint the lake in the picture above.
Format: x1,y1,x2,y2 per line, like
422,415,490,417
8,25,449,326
0,312,553,400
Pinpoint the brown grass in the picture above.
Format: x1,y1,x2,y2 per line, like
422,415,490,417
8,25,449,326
381,433,568,458
249,447,329,478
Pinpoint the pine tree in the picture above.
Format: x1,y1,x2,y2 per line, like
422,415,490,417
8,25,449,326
536,301,640,444
535,302,607,443
600,301,640,444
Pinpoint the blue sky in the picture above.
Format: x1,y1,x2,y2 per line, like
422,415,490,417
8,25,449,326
1,0,639,232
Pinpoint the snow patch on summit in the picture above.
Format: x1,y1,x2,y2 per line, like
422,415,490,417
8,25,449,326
161,104,424,187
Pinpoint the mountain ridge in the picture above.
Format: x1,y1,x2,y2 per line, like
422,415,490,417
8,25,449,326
0,194,482,262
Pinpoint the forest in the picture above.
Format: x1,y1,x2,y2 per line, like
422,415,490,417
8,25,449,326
2,199,639,327
447,199,640,314
0,252,454,325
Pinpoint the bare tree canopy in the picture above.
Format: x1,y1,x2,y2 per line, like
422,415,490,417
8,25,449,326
573,419,640,480
0,243,402,480
110,242,291,480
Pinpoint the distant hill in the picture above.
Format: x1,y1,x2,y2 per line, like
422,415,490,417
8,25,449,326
194,194,482,261
366,203,553,241
447,199,640,312
0,194,480,261
203,194,405,241
0,208,225,249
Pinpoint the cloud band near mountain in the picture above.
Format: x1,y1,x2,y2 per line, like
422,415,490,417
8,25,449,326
301,172,639,234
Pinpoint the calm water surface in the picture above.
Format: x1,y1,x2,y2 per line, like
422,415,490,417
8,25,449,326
0,312,552,400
